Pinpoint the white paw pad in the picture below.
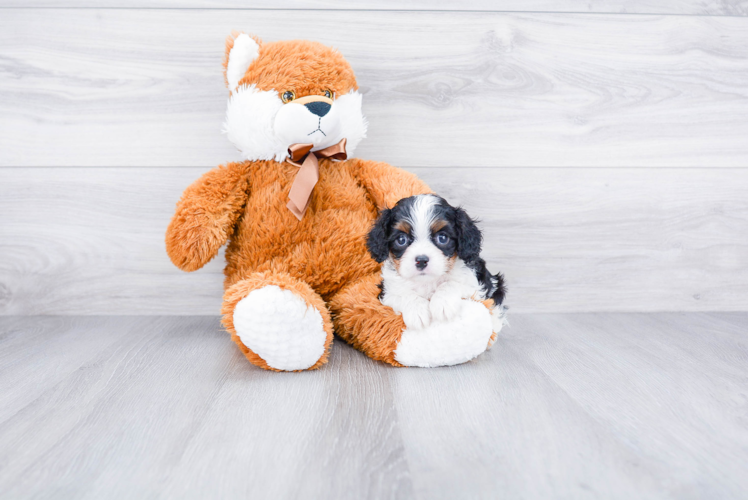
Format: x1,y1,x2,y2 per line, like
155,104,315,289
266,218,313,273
395,300,493,368
233,285,327,371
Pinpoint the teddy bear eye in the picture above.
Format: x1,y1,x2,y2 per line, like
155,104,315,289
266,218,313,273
323,90,333,99
281,90,296,103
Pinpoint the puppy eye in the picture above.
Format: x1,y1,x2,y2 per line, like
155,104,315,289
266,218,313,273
436,233,450,245
323,90,333,99
394,234,409,247
281,90,296,103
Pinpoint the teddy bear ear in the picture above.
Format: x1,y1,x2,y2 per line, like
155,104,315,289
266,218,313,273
223,32,262,92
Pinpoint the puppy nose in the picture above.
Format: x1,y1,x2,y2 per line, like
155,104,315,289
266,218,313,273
415,255,429,270
305,101,331,117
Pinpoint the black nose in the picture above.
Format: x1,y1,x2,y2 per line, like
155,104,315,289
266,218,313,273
415,255,429,270
305,101,331,117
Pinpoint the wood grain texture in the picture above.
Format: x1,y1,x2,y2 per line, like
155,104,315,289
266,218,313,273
1,1,747,15
390,312,748,499
1,167,746,315
0,316,411,499
2,9,748,168
1,313,746,498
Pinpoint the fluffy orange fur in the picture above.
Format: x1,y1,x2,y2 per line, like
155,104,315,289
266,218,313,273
223,32,357,100
165,155,432,368
167,33,496,370
328,274,408,367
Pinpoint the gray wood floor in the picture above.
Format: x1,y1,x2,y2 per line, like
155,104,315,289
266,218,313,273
1,313,746,499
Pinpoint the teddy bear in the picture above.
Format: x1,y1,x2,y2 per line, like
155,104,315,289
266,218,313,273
165,32,502,371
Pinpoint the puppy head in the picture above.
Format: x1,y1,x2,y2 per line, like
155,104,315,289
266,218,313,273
367,194,483,280
222,33,367,162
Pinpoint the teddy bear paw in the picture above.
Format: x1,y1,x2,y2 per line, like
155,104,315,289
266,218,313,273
232,285,328,371
395,299,494,368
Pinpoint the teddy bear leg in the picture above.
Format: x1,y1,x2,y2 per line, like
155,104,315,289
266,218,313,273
221,271,333,371
330,273,502,368
328,273,408,367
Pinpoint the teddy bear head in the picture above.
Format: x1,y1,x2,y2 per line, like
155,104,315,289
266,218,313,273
222,33,368,162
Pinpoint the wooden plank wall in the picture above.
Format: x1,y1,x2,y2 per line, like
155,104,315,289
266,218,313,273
4,1,748,14
1,2,747,314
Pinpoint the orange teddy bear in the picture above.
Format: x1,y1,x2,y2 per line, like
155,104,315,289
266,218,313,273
165,32,499,371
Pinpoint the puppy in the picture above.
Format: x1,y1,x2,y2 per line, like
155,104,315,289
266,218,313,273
367,194,506,330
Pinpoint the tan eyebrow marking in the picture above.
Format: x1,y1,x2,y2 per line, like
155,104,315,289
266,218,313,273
394,221,411,234
431,219,448,232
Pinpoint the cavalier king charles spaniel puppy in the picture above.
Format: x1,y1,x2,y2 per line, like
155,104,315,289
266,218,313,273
367,194,506,330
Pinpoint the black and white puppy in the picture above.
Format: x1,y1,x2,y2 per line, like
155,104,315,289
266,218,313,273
367,194,506,330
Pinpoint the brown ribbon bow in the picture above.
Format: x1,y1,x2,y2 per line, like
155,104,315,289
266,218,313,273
286,138,347,220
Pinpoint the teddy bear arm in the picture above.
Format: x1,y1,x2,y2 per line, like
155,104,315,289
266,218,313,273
165,162,250,272
351,159,432,209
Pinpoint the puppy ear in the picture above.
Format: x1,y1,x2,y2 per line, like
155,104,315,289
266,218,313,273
367,208,393,263
455,207,482,262
223,32,261,92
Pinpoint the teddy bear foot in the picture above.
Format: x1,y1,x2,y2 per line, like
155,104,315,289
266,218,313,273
232,285,328,371
394,299,495,368
222,273,334,371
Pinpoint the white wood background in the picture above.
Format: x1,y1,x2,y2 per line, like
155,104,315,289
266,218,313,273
1,2,747,314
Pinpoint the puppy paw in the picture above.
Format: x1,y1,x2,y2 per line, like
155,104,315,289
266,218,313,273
401,298,432,330
429,292,462,322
